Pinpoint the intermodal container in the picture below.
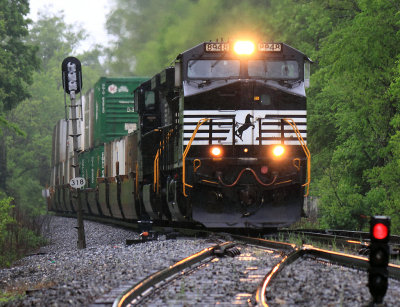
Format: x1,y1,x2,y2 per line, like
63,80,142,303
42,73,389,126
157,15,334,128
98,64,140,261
78,146,105,188
93,77,148,147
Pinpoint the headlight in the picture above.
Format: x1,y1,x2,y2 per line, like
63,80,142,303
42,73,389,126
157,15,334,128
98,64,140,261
210,146,223,157
272,145,285,157
234,41,255,55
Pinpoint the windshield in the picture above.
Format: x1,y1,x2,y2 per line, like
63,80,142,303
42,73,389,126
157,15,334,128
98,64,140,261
188,60,240,79
248,60,299,79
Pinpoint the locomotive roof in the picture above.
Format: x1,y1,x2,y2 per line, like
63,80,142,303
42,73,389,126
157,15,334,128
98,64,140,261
176,41,311,62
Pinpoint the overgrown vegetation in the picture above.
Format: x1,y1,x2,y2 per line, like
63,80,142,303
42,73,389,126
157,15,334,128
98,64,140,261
0,3,104,267
0,196,48,267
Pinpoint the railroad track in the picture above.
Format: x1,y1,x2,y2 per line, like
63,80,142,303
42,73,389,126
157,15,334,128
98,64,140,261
111,233,400,306
113,238,278,306
58,212,400,256
274,229,400,259
56,214,400,305
113,241,239,306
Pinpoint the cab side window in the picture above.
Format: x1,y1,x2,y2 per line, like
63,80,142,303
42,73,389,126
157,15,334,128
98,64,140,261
145,91,155,112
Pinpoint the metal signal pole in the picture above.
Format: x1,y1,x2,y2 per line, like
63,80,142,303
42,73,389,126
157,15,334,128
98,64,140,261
62,57,86,249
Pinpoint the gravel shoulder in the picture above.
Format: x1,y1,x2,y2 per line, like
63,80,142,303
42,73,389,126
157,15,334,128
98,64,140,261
0,216,214,306
2,216,400,306
266,257,400,306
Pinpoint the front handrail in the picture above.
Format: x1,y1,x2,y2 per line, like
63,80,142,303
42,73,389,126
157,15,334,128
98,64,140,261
154,128,174,194
182,118,210,197
181,117,310,197
282,118,311,196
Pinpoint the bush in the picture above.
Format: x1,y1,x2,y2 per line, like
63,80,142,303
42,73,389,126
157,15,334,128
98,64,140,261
0,196,47,267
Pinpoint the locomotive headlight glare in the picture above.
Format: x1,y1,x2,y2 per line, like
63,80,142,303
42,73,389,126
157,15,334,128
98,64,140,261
210,146,222,157
273,145,285,157
234,41,255,55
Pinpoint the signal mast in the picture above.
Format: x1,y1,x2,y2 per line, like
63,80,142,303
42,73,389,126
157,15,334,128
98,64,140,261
61,57,86,249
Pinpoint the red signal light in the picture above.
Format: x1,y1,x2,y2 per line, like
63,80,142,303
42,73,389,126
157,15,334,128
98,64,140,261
373,223,388,240
369,216,391,304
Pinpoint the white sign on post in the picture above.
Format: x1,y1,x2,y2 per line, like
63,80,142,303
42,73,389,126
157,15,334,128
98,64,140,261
70,177,86,189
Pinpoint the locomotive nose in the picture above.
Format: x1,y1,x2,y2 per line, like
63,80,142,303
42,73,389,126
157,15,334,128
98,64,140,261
239,186,257,206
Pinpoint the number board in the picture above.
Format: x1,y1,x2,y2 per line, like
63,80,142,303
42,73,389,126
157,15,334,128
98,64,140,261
258,43,282,52
70,177,86,189
204,43,230,52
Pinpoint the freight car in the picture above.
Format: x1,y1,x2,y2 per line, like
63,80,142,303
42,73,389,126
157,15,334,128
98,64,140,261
48,40,311,228
49,77,147,215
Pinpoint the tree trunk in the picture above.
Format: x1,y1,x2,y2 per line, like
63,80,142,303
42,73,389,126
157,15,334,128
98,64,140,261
0,131,7,192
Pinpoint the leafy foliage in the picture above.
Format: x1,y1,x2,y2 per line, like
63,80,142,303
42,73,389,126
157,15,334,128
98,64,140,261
310,0,400,231
0,0,38,112
0,196,14,234
0,10,105,266
0,195,47,267
0,0,39,191
5,11,104,215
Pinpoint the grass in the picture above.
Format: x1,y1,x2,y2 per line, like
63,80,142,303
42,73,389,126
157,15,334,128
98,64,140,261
288,217,321,230
0,281,56,305
0,290,24,305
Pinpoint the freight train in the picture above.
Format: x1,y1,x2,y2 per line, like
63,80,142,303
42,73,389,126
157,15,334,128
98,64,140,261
48,40,311,228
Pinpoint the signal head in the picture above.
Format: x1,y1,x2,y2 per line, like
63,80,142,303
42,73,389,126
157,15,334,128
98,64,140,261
373,223,389,240
61,56,82,94
370,216,390,243
368,215,391,304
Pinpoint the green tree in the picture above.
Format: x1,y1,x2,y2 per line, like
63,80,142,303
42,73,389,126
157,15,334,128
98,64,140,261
0,0,38,191
310,0,400,230
0,196,14,235
5,11,104,215
106,0,290,75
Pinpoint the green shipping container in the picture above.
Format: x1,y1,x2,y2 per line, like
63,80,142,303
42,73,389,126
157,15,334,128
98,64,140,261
93,77,148,147
78,146,105,188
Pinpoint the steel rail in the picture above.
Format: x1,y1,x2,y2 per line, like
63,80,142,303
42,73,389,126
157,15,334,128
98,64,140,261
255,248,304,306
230,234,296,252
276,230,371,252
113,241,234,307
276,229,400,259
254,243,400,307
284,229,400,244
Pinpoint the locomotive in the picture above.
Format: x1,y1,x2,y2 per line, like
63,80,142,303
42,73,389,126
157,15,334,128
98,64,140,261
48,40,311,228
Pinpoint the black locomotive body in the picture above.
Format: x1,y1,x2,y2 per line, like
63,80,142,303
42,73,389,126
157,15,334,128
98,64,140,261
48,41,311,229
135,41,311,228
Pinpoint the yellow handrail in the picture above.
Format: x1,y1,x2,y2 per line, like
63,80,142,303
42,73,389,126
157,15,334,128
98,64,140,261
182,118,210,197
153,142,161,192
153,129,174,194
282,118,311,196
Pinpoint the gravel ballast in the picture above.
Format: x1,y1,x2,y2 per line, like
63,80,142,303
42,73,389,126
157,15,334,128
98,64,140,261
1,215,400,306
0,216,214,306
266,257,400,306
